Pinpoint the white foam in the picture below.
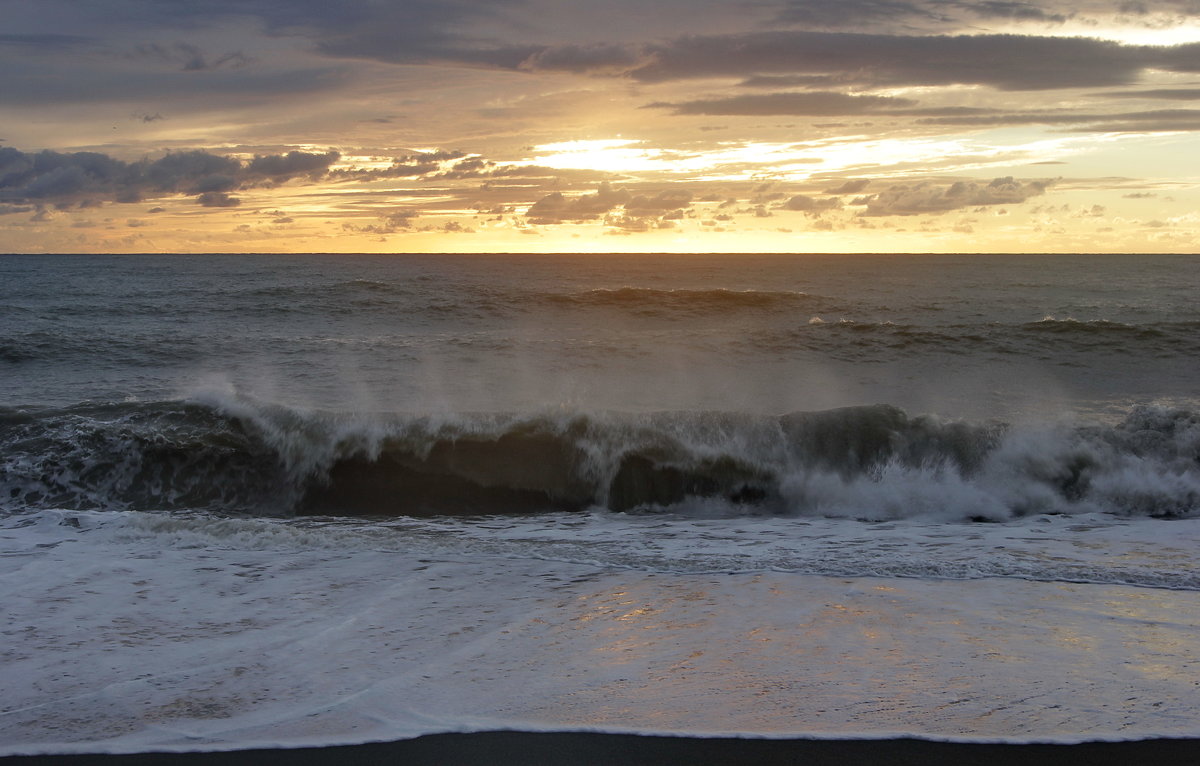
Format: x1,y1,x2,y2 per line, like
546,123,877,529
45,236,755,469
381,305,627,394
4,509,1200,754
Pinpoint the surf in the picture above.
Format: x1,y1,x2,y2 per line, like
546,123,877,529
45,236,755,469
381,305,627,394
2,396,1196,521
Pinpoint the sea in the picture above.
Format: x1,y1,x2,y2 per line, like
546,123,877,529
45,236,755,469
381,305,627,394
2,252,1199,754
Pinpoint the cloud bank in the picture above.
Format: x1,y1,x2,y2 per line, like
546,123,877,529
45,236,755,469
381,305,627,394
0,147,340,206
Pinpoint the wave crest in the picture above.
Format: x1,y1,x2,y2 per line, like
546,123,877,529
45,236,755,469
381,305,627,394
2,398,1197,521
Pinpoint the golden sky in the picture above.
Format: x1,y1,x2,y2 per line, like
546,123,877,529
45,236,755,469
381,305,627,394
3,0,1200,253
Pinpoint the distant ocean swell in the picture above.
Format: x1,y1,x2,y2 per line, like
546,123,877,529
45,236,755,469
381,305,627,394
5,318,1199,366
2,398,1197,521
755,318,1200,358
229,284,827,318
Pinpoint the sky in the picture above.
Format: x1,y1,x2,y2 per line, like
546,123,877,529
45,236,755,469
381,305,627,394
3,0,1200,253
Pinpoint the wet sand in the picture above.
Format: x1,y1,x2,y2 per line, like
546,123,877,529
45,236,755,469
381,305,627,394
4,733,1200,766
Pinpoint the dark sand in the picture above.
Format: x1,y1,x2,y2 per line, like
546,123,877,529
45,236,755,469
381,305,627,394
4,732,1200,766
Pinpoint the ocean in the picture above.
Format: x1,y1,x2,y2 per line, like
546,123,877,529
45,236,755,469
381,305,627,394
2,252,1199,754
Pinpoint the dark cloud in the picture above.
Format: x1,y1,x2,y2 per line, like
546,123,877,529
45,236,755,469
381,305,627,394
57,0,517,43
47,1,1166,94
130,43,255,72
1071,115,1200,132
625,190,693,212
774,0,950,27
328,151,466,181
917,112,1110,126
737,75,842,88
647,91,917,116
0,63,347,107
247,150,340,178
522,184,695,229
345,209,420,235
433,156,562,180
0,34,93,48
11,0,1199,125
143,151,240,188
114,0,534,69
191,174,239,193
918,108,1200,130
525,183,631,224
826,179,873,194
781,194,841,214
1099,89,1200,99
0,145,341,206
860,176,1051,215
196,191,240,207
959,1,1068,22
625,31,1187,91
518,44,643,74
774,0,1072,29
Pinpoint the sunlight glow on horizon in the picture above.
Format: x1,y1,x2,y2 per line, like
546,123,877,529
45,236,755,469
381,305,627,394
5,0,1200,253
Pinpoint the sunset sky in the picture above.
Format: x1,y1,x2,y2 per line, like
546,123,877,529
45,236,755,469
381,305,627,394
4,0,1200,253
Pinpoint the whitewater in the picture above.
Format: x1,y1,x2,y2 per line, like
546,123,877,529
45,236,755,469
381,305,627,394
2,253,1199,754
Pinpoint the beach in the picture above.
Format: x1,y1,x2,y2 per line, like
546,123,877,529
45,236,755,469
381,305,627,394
6,732,1200,766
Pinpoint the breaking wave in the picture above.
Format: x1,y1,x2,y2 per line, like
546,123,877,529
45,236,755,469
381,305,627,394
2,396,1198,521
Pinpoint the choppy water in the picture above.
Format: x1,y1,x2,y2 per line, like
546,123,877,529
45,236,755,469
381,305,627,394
3,253,1197,415
3,253,1200,752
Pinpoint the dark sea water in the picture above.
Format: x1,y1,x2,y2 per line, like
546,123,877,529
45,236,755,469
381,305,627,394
3,253,1200,752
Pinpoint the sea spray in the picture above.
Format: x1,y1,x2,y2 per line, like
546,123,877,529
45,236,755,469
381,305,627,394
3,396,1197,520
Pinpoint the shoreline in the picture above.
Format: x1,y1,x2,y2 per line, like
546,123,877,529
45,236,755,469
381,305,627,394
5,732,1200,766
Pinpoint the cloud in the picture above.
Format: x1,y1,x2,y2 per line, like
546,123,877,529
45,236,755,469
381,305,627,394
625,31,1182,91
247,150,340,178
625,190,693,212
738,75,843,88
917,108,1200,131
772,1,1101,30
962,2,1068,22
773,0,950,27
781,194,841,214
148,0,536,70
328,150,469,181
0,34,93,48
1071,115,1200,132
196,191,240,207
523,184,695,231
60,1,1178,93
518,43,644,74
826,179,872,194
647,91,917,116
433,157,562,181
860,176,1051,215
130,42,255,72
1099,89,1200,99
191,174,239,193
0,145,341,206
525,183,631,224
0,61,348,107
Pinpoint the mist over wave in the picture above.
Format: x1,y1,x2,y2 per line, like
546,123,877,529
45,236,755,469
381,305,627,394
3,395,1196,521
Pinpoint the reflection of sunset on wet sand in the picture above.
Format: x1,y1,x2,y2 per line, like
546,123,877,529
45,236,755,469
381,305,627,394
491,574,1200,738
